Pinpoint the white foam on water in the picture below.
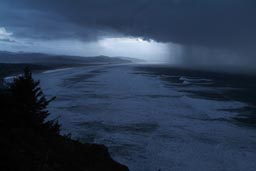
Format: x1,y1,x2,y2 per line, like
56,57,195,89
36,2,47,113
43,67,73,74
36,64,256,171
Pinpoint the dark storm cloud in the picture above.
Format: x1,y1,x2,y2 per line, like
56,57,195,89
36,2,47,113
1,0,256,49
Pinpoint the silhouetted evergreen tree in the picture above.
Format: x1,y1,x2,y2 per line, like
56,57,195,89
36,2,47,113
9,67,60,134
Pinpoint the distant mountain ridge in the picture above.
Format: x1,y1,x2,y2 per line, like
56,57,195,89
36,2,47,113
0,51,136,64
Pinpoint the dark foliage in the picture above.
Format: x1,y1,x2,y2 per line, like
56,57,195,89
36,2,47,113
0,68,128,171
8,67,60,134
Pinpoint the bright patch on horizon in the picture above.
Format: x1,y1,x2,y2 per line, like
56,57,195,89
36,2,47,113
98,37,171,63
0,28,181,64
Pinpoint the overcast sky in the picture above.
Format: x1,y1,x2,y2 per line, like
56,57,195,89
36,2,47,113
0,0,255,68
